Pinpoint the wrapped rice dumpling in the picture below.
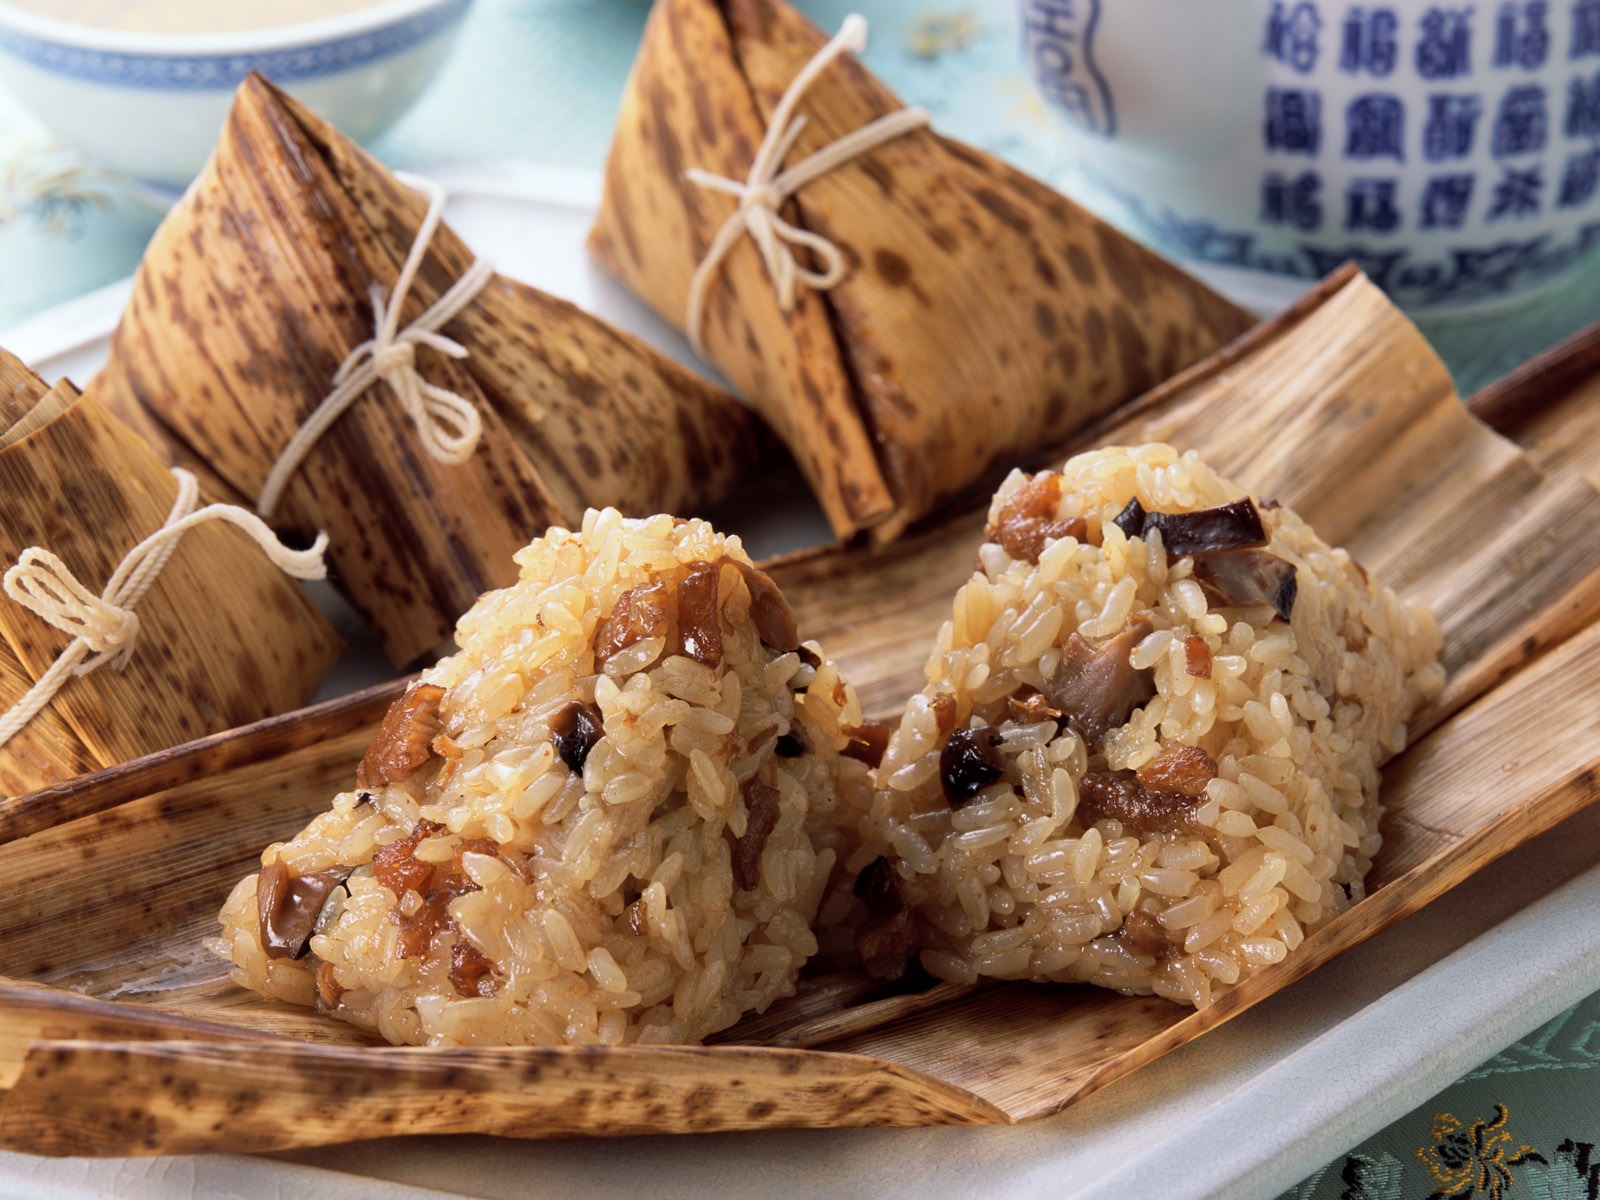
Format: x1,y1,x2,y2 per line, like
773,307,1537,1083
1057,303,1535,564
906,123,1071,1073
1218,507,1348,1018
96,74,765,669
590,0,1254,542
0,350,340,799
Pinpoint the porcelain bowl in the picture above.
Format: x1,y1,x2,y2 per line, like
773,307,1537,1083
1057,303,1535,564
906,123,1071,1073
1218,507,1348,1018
1018,0,1600,312
0,0,472,187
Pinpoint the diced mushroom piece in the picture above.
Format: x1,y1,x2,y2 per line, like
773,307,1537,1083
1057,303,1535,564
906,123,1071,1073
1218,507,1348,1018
1111,496,1146,540
551,700,605,773
853,857,917,982
733,561,799,652
1044,617,1157,751
314,960,346,1009
676,560,724,666
1077,769,1201,834
939,726,1006,808
595,580,670,665
1112,496,1269,557
394,873,479,959
986,473,1089,563
371,819,446,898
449,937,499,998
774,731,806,758
1134,745,1219,798
843,719,892,768
1118,908,1172,957
257,860,352,961
731,778,782,890
1007,686,1063,724
1193,549,1299,621
626,898,649,936
1183,635,1212,678
356,682,446,789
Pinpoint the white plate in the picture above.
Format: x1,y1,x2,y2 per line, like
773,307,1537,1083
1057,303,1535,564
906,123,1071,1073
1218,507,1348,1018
0,163,1596,1200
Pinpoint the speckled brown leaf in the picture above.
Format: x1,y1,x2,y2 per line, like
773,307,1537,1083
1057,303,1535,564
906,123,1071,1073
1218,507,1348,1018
0,349,340,800
3,282,1597,1154
96,74,765,668
590,0,1253,541
591,0,888,536
0,355,97,799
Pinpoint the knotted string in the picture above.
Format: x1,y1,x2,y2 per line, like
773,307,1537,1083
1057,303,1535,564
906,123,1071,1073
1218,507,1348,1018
256,171,496,518
0,468,328,749
682,13,930,354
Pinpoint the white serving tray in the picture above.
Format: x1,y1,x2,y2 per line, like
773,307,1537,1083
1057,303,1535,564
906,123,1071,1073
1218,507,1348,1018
0,163,1595,1200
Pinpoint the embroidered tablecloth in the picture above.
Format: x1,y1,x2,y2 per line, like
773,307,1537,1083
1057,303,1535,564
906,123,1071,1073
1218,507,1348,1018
0,3,1594,1196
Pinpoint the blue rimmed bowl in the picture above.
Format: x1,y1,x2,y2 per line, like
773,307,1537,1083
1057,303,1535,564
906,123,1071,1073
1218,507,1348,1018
0,0,472,187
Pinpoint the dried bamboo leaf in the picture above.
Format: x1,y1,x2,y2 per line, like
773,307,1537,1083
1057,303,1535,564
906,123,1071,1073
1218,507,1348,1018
0,1037,1002,1156
590,0,1253,540
287,87,766,524
0,381,73,449
1467,321,1600,489
0,616,1594,1150
1096,277,1600,726
95,74,766,668
0,353,38,428
0,352,341,798
0,678,403,846
768,271,1600,736
0,357,98,797
2,271,1598,1152
0,647,95,799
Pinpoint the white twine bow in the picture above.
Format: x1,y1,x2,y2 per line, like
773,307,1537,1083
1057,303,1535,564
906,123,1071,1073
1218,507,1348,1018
0,467,329,750
682,13,930,355
256,171,496,518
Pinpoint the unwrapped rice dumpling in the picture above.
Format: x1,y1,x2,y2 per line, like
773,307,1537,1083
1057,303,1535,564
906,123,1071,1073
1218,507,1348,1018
216,510,873,1046
857,445,1443,1006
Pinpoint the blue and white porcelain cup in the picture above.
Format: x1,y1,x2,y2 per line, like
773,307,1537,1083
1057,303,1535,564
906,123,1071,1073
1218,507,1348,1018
1019,0,1600,312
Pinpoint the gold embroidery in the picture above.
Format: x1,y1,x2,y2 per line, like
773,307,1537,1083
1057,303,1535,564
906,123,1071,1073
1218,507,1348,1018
1416,1104,1540,1200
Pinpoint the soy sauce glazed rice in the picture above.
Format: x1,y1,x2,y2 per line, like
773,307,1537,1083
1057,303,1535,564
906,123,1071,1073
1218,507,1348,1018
859,444,1444,1007
215,510,872,1046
